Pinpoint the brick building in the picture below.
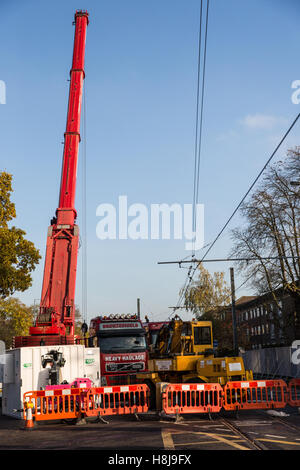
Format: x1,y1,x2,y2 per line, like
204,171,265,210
228,290,300,350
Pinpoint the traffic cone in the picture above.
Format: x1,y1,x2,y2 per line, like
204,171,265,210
24,402,34,430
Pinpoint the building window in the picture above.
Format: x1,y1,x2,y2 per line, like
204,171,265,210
279,328,284,339
270,324,275,340
268,305,272,319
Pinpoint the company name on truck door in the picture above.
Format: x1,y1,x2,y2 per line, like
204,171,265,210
105,354,146,362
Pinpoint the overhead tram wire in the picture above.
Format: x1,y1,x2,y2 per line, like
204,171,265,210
174,265,268,312
191,0,203,256
199,112,300,264
159,255,300,265
192,0,210,256
195,0,209,219
171,112,300,313
171,1,210,318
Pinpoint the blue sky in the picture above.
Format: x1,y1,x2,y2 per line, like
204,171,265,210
1,0,300,323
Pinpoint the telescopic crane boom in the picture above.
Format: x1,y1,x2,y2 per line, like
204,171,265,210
15,11,89,347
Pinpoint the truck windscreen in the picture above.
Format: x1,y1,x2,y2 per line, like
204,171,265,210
98,334,147,353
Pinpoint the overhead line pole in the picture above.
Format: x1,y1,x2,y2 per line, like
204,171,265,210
230,267,238,356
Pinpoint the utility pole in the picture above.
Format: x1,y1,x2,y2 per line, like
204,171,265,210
230,267,238,356
137,298,141,319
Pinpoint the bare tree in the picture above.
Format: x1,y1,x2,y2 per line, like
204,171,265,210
230,147,300,340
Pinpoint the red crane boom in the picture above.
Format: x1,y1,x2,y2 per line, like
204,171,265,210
15,11,89,347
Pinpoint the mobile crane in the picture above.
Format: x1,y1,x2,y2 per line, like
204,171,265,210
14,10,89,347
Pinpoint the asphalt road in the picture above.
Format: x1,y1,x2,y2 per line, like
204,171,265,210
1,407,300,453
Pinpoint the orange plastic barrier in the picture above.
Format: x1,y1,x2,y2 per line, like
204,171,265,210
287,378,300,407
23,388,86,422
85,384,150,417
162,383,223,415
223,380,287,411
23,384,150,424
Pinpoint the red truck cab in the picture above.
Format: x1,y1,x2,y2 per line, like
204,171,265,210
89,314,148,386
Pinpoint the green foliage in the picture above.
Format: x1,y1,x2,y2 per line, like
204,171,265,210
0,172,16,226
183,264,231,316
0,172,41,298
0,297,34,348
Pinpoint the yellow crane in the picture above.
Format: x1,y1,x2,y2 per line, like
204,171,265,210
137,317,253,406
